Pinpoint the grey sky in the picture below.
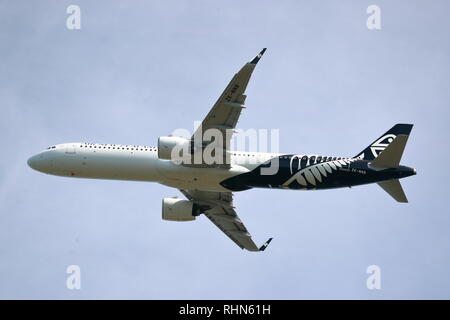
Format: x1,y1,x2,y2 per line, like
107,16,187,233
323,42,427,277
1,0,449,299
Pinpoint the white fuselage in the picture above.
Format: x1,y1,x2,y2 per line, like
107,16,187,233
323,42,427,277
27,142,278,192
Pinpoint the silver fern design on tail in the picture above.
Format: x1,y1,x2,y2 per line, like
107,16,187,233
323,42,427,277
282,157,358,188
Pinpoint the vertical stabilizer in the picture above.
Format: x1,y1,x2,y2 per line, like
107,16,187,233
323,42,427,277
355,124,413,160
370,135,409,169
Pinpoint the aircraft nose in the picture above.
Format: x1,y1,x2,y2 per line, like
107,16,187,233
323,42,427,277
27,153,48,172
27,154,40,170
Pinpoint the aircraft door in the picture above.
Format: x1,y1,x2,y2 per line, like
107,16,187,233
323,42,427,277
65,144,76,154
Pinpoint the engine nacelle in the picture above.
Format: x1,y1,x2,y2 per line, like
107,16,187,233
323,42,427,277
158,136,190,160
162,198,199,222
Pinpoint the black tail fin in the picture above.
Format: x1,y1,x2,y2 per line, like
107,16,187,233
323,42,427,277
370,135,409,168
354,124,413,161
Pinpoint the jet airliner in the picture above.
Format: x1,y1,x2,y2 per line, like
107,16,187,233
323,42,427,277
28,49,416,252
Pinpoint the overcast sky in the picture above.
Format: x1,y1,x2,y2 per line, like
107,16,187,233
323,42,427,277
1,0,449,299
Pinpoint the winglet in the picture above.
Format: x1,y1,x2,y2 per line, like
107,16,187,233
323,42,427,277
250,48,267,64
259,237,273,251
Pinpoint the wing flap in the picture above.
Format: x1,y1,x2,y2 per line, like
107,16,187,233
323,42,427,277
188,49,266,167
180,189,271,252
204,205,260,252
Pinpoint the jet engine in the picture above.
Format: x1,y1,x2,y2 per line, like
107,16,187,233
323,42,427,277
162,197,201,222
157,136,190,160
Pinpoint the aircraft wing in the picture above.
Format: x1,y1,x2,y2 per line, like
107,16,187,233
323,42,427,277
180,189,272,252
189,49,266,166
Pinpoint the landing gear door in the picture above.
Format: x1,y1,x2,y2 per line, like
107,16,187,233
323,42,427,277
65,144,76,154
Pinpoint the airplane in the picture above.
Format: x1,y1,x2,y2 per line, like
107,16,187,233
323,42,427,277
27,48,416,252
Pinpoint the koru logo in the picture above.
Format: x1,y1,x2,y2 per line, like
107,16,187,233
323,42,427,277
370,134,396,157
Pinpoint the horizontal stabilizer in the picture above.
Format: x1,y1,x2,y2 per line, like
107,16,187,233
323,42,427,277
377,179,408,203
370,135,409,169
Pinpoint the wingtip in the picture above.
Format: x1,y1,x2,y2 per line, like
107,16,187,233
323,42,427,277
250,48,267,64
259,237,273,251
